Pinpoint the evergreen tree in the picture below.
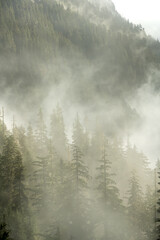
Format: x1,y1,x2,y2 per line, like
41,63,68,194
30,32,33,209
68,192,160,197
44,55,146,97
95,135,122,240
96,135,121,209
35,108,47,154
69,142,90,240
143,185,155,240
0,135,32,240
72,114,87,154
0,135,27,214
127,171,144,239
50,105,67,159
0,108,7,153
156,167,160,240
0,107,157,240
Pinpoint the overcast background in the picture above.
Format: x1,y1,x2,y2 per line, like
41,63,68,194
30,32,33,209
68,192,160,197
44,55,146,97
113,0,160,40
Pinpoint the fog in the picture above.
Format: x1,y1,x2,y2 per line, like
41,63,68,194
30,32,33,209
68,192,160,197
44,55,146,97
0,0,159,240
2,52,159,164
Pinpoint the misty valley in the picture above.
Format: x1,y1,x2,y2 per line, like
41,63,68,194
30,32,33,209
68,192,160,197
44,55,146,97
0,0,160,239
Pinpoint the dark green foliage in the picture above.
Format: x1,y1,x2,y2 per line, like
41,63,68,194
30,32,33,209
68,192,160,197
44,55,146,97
0,222,12,240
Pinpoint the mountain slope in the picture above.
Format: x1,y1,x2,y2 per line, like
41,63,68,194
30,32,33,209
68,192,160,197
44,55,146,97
0,0,160,133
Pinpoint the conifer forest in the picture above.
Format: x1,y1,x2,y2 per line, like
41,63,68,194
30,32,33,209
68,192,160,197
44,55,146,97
0,0,160,240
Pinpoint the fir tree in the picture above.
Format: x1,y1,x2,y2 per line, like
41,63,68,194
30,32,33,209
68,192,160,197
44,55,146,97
50,105,67,159
72,114,86,154
69,143,90,240
127,171,144,239
95,135,122,240
96,135,121,209
0,135,27,214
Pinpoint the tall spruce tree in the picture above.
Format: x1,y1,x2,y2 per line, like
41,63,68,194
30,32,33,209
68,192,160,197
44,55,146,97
35,108,47,154
69,139,90,240
95,135,122,240
50,105,67,159
0,135,32,240
96,135,121,209
156,167,160,240
0,135,27,214
127,171,145,239
72,114,88,154
143,185,155,240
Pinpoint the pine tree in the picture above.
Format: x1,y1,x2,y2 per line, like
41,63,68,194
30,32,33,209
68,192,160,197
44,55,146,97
72,114,86,154
127,171,144,239
156,167,160,240
29,109,48,212
0,135,31,240
0,108,7,153
143,185,155,240
35,108,47,154
69,143,90,240
50,105,67,159
0,135,27,214
95,135,122,240
96,135,121,209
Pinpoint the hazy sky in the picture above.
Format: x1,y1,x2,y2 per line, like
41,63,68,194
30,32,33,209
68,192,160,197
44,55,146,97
113,0,160,40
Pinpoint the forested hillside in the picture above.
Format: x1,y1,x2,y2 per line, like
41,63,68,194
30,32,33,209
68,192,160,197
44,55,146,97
0,0,160,239
0,0,160,125
0,107,156,240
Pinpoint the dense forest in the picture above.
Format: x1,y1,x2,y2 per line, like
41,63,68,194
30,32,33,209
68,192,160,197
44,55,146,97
0,106,158,240
1,0,160,239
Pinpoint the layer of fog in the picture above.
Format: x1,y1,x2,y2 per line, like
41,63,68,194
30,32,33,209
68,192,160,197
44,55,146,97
129,74,160,165
1,52,160,166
